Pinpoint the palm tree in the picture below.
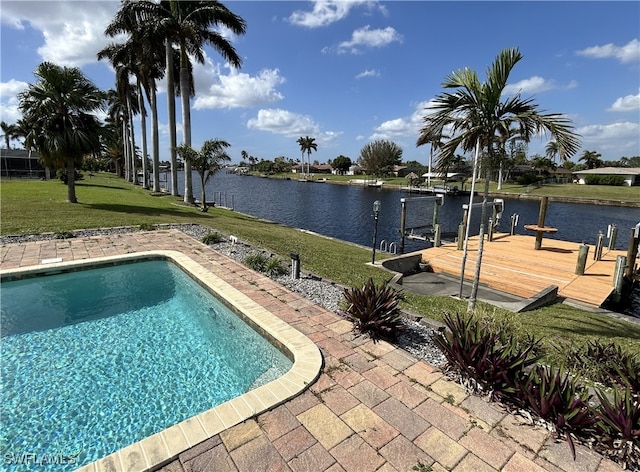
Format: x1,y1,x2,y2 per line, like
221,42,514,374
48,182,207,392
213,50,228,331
1,121,19,149
175,138,231,211
545,140,562,164
417,48,580,312
578,150,603,169
297,136,317,178
18,62,105,203
132,1,246,202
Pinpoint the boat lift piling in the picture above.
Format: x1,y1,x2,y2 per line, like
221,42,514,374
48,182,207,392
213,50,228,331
399,195,444,254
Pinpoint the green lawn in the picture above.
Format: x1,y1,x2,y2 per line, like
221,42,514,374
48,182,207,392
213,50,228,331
2,173,639,359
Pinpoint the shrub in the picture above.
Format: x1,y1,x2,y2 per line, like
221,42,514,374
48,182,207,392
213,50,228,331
243,252,268,272
433,312,541,400
201,232,224,245
53,230,75,239
518,365,596,459
139,223,155,231
264,257,287,277
516,174,543,185
594,387,640,468
585,175,626,186
339,278,405,342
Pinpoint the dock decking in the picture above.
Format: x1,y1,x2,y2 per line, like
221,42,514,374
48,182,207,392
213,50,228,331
418,233,627,307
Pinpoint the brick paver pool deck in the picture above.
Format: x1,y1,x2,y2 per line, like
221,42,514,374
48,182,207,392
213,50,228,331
0,228,624,472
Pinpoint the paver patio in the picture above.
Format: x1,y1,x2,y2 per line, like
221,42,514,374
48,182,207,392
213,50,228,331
0,228,625,472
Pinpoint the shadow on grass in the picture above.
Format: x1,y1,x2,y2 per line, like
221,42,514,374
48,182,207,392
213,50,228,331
85,202,212,219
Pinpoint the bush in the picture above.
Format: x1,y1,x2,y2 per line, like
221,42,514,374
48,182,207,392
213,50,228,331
584,175,626,186
594,387,640,468
139,223,155,231
433,312,541,400
264,257,287,278
339,278,405,342
243,252,268,272
201,232,224,245
516,174,543,185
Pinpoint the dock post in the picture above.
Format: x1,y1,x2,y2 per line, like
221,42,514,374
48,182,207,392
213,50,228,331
594,231,604,261
534,197,549,250
487,218,494,241
607,224,618,250
510,214,519,235
457,224,464,250
625,224,640,279
399,198,407,254
434,223,441,247
611,255,627,302
575,244,589,275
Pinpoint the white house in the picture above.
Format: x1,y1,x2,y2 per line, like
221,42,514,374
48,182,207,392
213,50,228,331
572,167,640,186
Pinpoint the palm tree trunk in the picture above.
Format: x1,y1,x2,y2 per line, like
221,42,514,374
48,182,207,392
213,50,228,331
126,94,137,184
468,168,492,312
137,81,149,189
200,173,207,210
166,40,179,196
122,120,130,181
180,61,193,203
66,158,77,203
151,87,160,192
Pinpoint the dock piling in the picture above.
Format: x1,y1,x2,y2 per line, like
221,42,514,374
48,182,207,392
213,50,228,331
594,231,604,261
575,244,589,275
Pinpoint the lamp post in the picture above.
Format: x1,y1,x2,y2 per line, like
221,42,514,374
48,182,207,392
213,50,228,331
371,200,381,264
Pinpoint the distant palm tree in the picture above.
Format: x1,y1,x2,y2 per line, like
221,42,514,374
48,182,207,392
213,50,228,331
578,150,603,169
417,47,580,311
1,121,18,149
297,136,317,178
545,140,567,164
175,138,231,211
18,62,105,203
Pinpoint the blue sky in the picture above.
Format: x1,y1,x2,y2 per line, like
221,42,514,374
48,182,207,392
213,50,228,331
1,1,639,165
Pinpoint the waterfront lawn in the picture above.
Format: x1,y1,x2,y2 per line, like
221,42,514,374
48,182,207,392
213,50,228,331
488,182,640,201
2,173,639,358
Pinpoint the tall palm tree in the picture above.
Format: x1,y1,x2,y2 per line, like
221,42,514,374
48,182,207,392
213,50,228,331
297,136,317,178
175,138,231,211
578,150,603,169
18,62,105,203
1,121,19,149
417,48,580,312
133,1,246,202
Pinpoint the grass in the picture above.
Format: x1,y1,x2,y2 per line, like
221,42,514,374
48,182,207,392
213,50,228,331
2,172,639,357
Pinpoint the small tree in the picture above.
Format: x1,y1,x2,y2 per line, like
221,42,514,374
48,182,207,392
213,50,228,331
358,140,403,178
175,139,231,211
332,155,352,175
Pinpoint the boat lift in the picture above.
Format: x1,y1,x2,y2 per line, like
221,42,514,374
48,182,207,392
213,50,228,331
399,195,452,253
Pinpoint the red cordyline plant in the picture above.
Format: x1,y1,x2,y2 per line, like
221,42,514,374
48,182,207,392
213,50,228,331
339,278,405,343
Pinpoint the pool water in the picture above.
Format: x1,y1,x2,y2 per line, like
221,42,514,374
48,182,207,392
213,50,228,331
0,260,292,471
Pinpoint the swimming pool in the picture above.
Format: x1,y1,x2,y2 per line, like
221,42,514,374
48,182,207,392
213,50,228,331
0,251,322,471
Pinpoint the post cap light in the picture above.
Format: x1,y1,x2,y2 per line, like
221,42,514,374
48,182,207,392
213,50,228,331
373,200,382,213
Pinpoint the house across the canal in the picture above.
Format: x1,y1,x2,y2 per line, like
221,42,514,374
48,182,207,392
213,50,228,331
573,167,640,186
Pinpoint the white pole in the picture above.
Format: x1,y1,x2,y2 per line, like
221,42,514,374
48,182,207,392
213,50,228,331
428,145,433,187
458,138,480,299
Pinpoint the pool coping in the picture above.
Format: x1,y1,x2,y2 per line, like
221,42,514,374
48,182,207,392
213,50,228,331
1,250,323,472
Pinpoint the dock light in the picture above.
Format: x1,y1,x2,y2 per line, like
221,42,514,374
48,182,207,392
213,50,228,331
372,200,382,264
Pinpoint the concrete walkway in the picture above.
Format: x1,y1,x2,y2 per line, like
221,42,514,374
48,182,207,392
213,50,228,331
0,229,623,472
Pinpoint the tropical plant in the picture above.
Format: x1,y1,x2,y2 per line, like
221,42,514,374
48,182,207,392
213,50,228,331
297,136,317,177
578,150,603,169
518,365,596,459
416,47,581,312
175,139,231,211
339,278,405,342
264,257,287,278
201,232,224,244
0,121,19,149
594,387,640,468
17,62,105,203
243,252,269,272
358,140,403,178
433,312,542,399
131,0,246,203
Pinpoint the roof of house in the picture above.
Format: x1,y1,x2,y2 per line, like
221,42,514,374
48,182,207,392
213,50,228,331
573,167,640,175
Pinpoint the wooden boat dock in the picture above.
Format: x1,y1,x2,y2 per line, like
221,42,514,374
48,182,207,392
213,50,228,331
418,233,628,307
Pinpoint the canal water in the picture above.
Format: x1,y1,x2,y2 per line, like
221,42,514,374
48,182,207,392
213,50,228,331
171,172,640,315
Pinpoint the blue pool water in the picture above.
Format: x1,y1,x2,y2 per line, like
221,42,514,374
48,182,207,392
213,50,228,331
0,260,292,471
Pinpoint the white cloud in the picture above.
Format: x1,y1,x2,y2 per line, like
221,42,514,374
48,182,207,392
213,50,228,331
576,122,640,154
0,79,29,123
247,108,320,137
337,26,402,54
1,2,118,67
576,38,640,64
607,91,640,112
504,76,555,95
369,100,432,141
355,69,380,79
288,0,378,28
194,65,285,110
246,108,341,146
